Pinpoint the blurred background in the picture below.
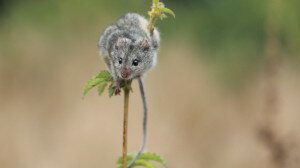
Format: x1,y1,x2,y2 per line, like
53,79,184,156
0,0,300,167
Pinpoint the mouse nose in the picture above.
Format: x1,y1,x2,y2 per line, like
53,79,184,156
121,68,130,78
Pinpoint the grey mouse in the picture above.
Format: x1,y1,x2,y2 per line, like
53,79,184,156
98,13,160,168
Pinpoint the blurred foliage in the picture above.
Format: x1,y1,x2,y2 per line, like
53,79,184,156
0,0,300,90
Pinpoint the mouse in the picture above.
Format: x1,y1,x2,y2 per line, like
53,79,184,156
98,13,160,168
98,13,160,94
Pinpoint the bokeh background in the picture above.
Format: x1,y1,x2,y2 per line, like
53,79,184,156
1,0,300,168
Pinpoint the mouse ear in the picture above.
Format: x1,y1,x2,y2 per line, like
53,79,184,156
116,37,128,49
140,39,150,51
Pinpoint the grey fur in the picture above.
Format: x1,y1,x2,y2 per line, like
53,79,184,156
98,13,160,168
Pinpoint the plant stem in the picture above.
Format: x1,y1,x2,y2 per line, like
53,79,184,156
261,0,286,167
148,15,156,36
122,82,131,168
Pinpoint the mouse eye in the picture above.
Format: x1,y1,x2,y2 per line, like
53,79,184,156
118,58,123,64
132,59,139,66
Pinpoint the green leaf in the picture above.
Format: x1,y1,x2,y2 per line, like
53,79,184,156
116,152,167,168
161,7,175,18
96,70,113,82
138,152,167,167
117,160,156,168
159,13,167,20
83,77,103,96
83,70,113,97
108,84,115,97
97,82,108,96
132,160,156,168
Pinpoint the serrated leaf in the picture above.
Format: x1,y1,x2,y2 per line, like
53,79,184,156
117,159,156,168
132,160,156,168
116,152,167,168
96,70,113,82
108,84,115,97
83,77,103,96
138,152,167,167
159,13,167,20
97,82,108,96
83,70,113,97
161,7,175,18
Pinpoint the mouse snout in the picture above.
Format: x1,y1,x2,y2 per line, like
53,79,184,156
121,68,131,79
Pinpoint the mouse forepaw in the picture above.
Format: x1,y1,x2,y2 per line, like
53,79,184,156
112,81,121,95
114,87,121,95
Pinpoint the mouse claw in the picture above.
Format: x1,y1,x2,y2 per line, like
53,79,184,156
112,81,121,96
114,87,121,95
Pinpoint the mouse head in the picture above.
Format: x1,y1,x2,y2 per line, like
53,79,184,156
110,37,158,80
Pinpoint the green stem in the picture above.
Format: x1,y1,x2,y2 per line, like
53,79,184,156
122,81,131,168
148,16,156,36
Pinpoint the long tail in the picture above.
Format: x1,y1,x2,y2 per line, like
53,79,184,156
127,77,148,168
